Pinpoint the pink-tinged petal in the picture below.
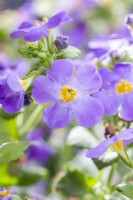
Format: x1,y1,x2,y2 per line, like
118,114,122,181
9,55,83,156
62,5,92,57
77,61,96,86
86,139,113,158
73,96,104,128
121,93,133,120
24,28,48,42
47,60,74,84
32,76,56,104
76,63,102,94
114,62,133,82
94,90,120,115
43,103,71,128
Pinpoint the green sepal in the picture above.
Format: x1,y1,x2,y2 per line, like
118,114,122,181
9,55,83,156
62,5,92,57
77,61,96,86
56,46,81,59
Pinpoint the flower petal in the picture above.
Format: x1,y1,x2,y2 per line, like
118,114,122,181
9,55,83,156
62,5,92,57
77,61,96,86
94,90,120,115
24,27,48,42
114,62,133,82
99,68,119,89
121,93,133,120
73,96,104,127
7,74,23,92
47,11,71,29
47,60,74,84
76,63,102,94
86,128,133,158
43,103,71,128
10,30,27,39
86,139,113,158
2,91,24,114
32,76,56,104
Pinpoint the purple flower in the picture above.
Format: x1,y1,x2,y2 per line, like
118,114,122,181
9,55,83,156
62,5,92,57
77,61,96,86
0,74,24,114
26,129,55,164
87,35,129,64
0,52,30,79
0,53,11,71
86,128,133,158
94,63,133,120
32,59,104,128
10,11,71,42
0,188,13,200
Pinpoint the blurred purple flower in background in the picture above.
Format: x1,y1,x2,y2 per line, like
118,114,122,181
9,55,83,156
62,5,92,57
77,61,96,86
32,59,104,128
10,11,72,42
26,129,55,165
0,188,13,200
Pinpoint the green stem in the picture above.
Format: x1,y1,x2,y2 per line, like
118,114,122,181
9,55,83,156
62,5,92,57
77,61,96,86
19,105,44,139
107,164,116,187
7,118,18,140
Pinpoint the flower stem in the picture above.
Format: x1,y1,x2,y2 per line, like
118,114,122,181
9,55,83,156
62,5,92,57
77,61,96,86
19,105,44,139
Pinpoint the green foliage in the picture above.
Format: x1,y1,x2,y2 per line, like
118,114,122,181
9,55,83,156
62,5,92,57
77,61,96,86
0,141,30,163
54,168,95,197
116,183,133,198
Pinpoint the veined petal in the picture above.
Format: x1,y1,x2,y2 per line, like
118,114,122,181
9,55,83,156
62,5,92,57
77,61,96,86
73,96,104,128
43,103,71,128
47,60,74,84
32,76,56,104
76,63,102,94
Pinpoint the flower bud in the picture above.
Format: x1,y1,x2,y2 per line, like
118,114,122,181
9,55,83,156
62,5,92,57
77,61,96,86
54,36,69,51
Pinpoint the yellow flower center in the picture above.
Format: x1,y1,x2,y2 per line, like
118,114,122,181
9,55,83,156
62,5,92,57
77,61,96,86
0,190,12,197
113,140,124,151
34,17,48,25
61,86,77,102
116,80,132,94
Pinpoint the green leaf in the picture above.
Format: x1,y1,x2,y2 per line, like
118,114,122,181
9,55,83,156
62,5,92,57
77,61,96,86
54,169,91,196
0,141,30,163
17,164,48,186
116,183,133,198
56,46,81,59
